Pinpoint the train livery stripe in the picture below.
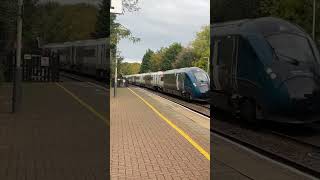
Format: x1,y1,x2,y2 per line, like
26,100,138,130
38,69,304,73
55,83,109,126
128,87,210,161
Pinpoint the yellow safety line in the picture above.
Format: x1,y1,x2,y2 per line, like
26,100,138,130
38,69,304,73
128,88,210,160
55,83,109,126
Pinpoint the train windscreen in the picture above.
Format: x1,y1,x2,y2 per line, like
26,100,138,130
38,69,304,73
266,33,316,64
193,70,209,82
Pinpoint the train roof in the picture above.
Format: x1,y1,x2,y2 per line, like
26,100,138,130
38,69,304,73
211,17,307,37
163,67,205,74
43,38,108,48
124,67,207,77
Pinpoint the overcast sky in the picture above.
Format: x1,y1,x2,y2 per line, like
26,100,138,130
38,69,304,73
117,0,210,63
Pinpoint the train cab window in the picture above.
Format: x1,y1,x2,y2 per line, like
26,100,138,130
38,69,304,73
218,36,235,66
237,37,259,79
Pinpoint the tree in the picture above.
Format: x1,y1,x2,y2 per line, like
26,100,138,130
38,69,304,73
95,0,110,38
173,47,197,68
161,43,183,71
150,47,167,72
191,25,210,71
0,0,40,52
140,49,154,73
120,62,141,75
109,0,141,78
212,0,263,23
35,3,98,44
260,0,315,35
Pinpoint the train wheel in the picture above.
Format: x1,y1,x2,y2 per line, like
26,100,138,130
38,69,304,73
240,99,256,123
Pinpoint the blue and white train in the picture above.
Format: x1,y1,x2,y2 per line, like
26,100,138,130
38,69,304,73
125,67,210,101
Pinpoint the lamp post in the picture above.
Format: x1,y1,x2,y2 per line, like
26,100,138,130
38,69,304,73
13,0,23,112
114,35,117,97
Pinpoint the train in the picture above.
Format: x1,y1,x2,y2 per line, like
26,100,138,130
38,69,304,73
211,17,320,123
125,67,210,101
42,38,109,80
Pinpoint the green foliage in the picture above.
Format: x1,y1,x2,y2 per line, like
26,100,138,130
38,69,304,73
120,62,141,75
173,47,197,68
191,25,210,71
35,3,98,43
140,25,210,72
150,47,167,71
95,0,110,38
212,0,263,23
161,43,183,71
212,0,317,38
0,0,39,51
110,0,140,78
140,49,154,73
260,0,314,35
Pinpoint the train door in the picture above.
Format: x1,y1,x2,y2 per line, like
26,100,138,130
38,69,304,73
176,73,185,91
213,35,237,93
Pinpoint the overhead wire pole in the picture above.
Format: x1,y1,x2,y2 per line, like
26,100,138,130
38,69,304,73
13,0,23,112
313,0,316,40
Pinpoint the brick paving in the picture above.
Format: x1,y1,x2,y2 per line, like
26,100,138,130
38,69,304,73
110,88,210,180
132,87,210,153
0,83,108,179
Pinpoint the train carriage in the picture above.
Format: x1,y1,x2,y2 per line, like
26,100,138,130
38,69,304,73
42,38,109,80
211,17,320,123
125,67,210,101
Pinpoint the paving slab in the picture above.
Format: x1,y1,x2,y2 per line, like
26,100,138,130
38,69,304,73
111,87,210,179
0,82,108,179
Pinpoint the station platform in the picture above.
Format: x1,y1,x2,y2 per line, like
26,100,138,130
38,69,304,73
110,87,211,179
0,81,108,179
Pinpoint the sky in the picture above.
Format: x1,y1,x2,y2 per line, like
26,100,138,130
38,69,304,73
116,0,210,63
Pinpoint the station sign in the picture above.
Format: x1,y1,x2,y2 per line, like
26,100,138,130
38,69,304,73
41,57,49,67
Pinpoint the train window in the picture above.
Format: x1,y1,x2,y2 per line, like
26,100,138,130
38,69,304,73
193,71,209,82
237,37,259,79
218,36,235,66
160,77,163,81
77,46,96,57
266,34,315,63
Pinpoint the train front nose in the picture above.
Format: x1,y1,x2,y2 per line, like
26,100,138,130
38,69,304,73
197,82,210,99
281,76,320,116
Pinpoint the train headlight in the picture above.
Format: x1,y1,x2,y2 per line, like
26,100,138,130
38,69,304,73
193,83,197,87
266,68,272,74
270,73,277,79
